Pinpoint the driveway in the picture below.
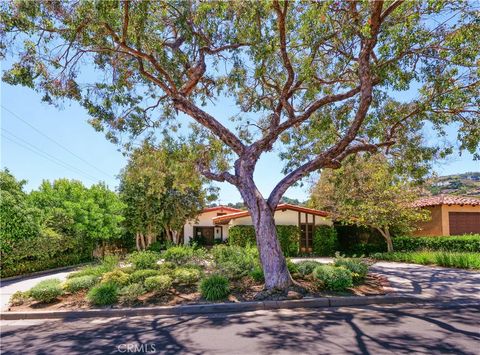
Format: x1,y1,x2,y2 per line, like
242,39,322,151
291,258,480,301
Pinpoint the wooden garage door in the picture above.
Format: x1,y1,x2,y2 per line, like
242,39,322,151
449,212,480,235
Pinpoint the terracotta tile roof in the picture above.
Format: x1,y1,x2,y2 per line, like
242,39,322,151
202,206,243,213
412,195,480,208
212,203,328,224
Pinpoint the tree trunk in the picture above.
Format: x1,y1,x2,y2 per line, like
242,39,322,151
377,227,394,252
136,232,146,251
236,161,292,291
247,197,293,290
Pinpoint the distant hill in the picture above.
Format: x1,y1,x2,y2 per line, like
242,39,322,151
427,172,480,196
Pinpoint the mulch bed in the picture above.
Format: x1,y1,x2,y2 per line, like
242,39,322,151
7,272,391,312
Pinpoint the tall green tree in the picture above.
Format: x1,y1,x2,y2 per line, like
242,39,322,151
119,140,215,249
309,154,430,251
0,169,40,255
30,179,125,246
1,1,478,289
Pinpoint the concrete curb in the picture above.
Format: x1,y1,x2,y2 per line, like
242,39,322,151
1,263,92,284
0,295,426,320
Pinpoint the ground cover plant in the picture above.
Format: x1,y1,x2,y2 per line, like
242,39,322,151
373,251,480,270
11,247,384,311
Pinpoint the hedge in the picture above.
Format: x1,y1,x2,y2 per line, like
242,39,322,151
0,228,94,278
313,226,338,256
393,234,480,252
228,225,300,256
334,225,386,256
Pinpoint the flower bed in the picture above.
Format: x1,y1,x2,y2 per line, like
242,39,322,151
7,246,387,311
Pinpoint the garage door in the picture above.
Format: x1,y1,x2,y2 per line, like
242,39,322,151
449,212,480,235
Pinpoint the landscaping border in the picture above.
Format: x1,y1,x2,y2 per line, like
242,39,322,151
0,295,427,320
0,262,91,284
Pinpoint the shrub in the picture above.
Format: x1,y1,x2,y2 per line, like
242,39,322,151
335,225,386,256
173,268,202,285
312,265,353,291
129,269,161,283
162,246,207,265
119,283,146,304
63,275,98,293
0,226,94,278
211,245,260,279
287,258,299,274
101,269,130,286
87,282,119,306
313,226,338,256
228,225,301,256
249,266,264,282
157,261,176,272
276,225,300,257
200,275,230,301
9,291,30,306
29,279,63,303
68,256,119,279
144,275,172,294
216,261,246,280
373,251,480,269
147,241,163,252
296,260,323,276
228,226,256,247
334,257,369,283
393,235,480,253
127,251,161,269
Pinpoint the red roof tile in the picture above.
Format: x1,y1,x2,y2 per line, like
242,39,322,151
201,206,243,213
412,195,480,208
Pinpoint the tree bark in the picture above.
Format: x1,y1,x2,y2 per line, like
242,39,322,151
251,198,292,290
377,227,394,252
235,159,293,291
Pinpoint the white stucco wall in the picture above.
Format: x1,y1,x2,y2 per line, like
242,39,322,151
184,208,332,244
184,211,229,244
229,209,332,227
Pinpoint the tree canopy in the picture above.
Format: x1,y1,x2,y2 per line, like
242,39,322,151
119,140,217,249
0,169,40,254
309,154,430,251
1,0,478,289
29,178,125,243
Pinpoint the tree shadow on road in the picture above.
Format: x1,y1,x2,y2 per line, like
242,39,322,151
1,303,479,355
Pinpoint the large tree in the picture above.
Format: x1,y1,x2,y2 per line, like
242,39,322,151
29,179,125,245
0,169,40,255
309,154,429,251
1,1,478,290
118,140,215,249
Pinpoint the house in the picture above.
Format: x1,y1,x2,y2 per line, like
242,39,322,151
184,203,332,252
412,195,480,236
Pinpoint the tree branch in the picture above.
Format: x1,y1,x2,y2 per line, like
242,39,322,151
173,96,245,155
196,162,238,185
267,140,394,208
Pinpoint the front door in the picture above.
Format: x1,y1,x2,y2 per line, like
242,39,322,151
194,227,215,245
300,223,314,253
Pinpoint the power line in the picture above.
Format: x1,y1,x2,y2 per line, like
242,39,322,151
1,105,114,179
2,130,100,183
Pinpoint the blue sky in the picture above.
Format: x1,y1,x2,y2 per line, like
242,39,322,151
1,80,478,203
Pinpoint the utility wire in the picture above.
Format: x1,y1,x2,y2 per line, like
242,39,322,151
2,130,100,183
1,105,114,179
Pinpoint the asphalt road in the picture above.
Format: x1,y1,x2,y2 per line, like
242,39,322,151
1,302,479,355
